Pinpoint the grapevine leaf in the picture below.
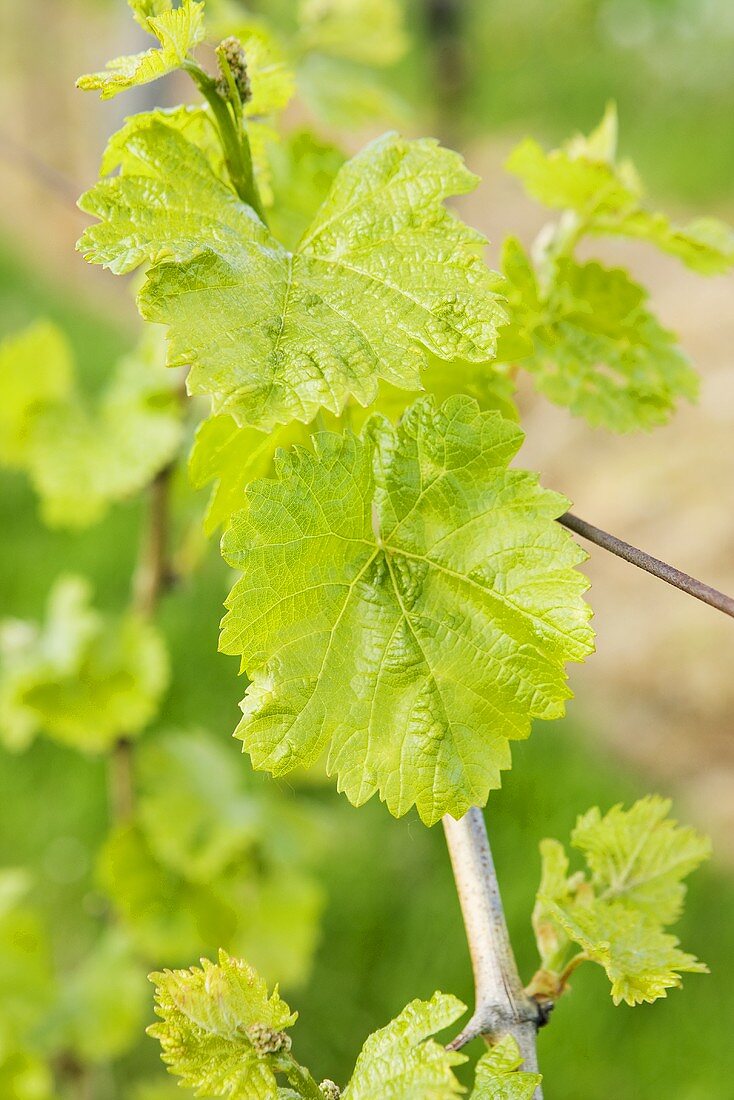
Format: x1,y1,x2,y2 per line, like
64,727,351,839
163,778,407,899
0,322,183,528
148,951,297,1100
100,732,324,985
0,872,55,1053
502,238,698,431
220,394,593,825
342,992,466,1099
240,27,295,117
506,104,734,274
0,576,168,752
0,321,73,466
45,930,148,1064
79,127,506,430
530,798,710,1006
297,0,408,67
470,1036,542,1099
77,0,206,100
571,795,712,926
128,0,173,28
549,900,707,1007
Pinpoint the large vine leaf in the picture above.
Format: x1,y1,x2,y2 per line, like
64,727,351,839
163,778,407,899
528,798,710,1007
501,238,698,431
79,126,506,431
77,0,205,100
470,1037,541,1099
342,992,466,1099
0,576,168,752
0,321,73,466
148,951,297,1100
506,104,734,275
220,395,593,825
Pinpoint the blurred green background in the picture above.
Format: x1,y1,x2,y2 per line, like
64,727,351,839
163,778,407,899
1,1,733,1097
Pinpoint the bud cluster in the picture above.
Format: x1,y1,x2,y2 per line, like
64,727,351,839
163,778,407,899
216,36,252,104
319,1081,342,1099
246,1023,292,1057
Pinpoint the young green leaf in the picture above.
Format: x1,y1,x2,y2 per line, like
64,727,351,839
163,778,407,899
571,795,712,924
79,127,506,430
470,1036,542,1099
506,104,734,274
221,394,593,825
528,798,710,1007
77,0,206,100
148,951,297,1099
502,238,698,431
266,130,345,250
0,576,168,752
342,992,466,1099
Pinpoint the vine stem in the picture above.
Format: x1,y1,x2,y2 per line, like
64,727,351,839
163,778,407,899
107,463,176,823
559,511,734,619
442,808,543,1097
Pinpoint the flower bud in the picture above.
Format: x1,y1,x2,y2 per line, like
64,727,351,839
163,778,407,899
216,36,251,104
246,1023,292,1057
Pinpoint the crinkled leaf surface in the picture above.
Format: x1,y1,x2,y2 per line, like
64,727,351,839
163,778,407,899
502,238,698,431
77,0,205,100
572,795,712,924
79,127,506,430
0,576,168,752
550,899,707,1007
507,104,734,274
343,992,466,1099
530,798,710,1006
470,1037,541,1099
298,0,408,66
148,951,296,1100
220,395,593,824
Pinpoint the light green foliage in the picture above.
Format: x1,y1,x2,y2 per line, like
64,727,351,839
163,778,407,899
502,238,698,431
80,127,505,431
470,1037,542,1099
342,992,466,1098
221,395,593,825
297,0,408,67
530,797,710,1006
506,104,734,274
0,872,54,1059
98,732,324,984
78,0,205,100
297,54,410,129
149,954,468,1099
0,321,183,528
0,576,168,752
0,1051,53,1100
45,929,149,1064
0,321,73,466
148,950,297,1099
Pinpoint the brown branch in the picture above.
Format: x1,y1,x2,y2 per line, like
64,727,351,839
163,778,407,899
443,807,543,1096
559,512,734,620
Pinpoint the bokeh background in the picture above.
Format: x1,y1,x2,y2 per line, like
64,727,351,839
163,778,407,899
1,1,733,1097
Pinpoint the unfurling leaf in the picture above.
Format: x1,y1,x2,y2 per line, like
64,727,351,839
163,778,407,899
506,104,734,275
148,951,296,1099
501,238,698,431
220,394,593,825
79,126,506,431
342,992,466,1099
470,1036,542,1099
0,577,168,752
529,797,710,1006
77,0,205,100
